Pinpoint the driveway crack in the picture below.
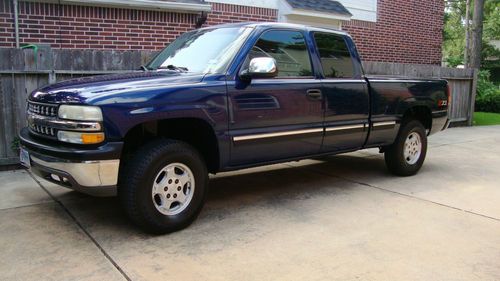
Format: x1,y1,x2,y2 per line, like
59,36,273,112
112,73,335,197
429,137,493,148
285,163,500,223
0,201,55,211
27,171,132,281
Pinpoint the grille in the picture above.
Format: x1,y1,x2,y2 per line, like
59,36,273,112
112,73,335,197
28,102,58,117
30,123,57,137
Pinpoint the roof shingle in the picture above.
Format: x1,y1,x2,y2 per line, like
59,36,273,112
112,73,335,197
285,0,352,17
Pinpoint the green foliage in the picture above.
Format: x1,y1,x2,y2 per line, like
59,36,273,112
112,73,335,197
443,1,466,66
482,42,500,69
443,0,500,68
475,70,500,113
483,1,500,69
484,1,500,39
446,56,464,68
475,94,500,113
477,70,498,95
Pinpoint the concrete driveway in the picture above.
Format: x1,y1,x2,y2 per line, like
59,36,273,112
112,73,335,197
1,125,500,281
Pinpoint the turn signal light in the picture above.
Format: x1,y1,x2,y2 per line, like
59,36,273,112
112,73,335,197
81,133,105,144
57,131,105,144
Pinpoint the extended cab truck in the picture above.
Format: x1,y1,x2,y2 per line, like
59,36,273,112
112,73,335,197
19,23,450,233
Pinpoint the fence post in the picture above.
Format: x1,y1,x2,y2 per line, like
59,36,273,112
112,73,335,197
48,70,56,84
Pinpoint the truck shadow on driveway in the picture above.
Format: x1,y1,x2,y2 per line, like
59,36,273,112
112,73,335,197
59,154,440,236
207,155,387,202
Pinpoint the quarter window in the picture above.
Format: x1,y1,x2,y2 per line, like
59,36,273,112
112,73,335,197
248,30,313,78
314,33,355,78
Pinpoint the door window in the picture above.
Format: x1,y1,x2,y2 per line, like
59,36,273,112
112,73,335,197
314,33,355,79
247,30,313,78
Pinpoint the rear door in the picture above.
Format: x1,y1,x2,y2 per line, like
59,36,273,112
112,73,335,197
313,32,370,152
227,29,324,166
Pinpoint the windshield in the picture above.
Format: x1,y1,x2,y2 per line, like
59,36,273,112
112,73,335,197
146,27,253,74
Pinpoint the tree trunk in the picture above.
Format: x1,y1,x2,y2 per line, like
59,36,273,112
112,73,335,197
469,0,485,69
464,0,471,68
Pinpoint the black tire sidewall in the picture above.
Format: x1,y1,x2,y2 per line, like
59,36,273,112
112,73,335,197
122,139,208,233
385,121,428,176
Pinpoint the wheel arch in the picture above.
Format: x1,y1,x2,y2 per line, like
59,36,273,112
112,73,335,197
121,117,221,173
401,105,432,133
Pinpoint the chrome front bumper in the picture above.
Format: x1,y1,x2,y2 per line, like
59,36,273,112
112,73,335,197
29,153,119,197
19,126,123,197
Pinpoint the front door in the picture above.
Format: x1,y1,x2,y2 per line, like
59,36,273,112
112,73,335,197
228,29,324,166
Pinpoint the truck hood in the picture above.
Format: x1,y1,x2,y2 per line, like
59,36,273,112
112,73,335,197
30,71,206,105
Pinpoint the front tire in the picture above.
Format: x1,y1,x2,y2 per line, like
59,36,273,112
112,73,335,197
384,120,427,176
119,139,208,234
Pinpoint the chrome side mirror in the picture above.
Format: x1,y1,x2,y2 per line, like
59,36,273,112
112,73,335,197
240,57,278,80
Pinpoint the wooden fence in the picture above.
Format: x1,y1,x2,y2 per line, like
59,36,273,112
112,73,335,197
0,47,156,165
0,47,477,165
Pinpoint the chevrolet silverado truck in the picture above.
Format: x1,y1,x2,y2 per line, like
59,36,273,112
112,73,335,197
20,22,450,233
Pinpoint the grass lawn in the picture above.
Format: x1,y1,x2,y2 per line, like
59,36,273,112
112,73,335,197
473,112,500,126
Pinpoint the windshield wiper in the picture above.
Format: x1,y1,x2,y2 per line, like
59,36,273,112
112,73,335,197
139,65,150,71
156,65,189,72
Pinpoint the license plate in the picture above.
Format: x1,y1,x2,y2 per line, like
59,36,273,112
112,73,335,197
19,148,31,168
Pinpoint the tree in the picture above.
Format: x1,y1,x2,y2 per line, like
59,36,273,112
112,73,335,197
470,0,485,69
464,0,471,67
443,0,500,68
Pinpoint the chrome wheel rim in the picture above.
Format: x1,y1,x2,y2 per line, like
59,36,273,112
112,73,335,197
404,132,422,165
151,163,195,216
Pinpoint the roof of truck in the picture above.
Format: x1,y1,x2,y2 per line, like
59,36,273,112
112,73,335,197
199,22,349,37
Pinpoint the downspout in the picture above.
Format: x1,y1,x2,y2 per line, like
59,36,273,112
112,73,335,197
13,0,20,48
195,11,208,29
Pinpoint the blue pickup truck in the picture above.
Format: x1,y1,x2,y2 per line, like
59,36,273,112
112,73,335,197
20,22,450,233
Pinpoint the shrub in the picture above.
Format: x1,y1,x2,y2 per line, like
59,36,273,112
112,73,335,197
476,94,500,113
475,70,500,113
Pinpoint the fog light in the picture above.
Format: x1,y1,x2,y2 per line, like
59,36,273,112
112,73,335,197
57,131,105,144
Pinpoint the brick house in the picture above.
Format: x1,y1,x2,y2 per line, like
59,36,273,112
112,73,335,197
0,0,444,65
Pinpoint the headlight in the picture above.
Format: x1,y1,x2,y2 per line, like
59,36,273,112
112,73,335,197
57,131,105,144
58,105,103,121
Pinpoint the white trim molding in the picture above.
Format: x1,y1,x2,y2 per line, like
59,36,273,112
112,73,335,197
205,0,279,9
286,8,352,22
373,121,397,127
233,128,323,142
325,124,365,132
21,0,213,13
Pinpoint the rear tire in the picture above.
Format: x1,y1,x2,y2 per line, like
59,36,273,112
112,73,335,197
119,139,208,234
384,120,427,176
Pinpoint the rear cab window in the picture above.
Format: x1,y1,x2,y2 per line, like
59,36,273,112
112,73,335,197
313,32,356,79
